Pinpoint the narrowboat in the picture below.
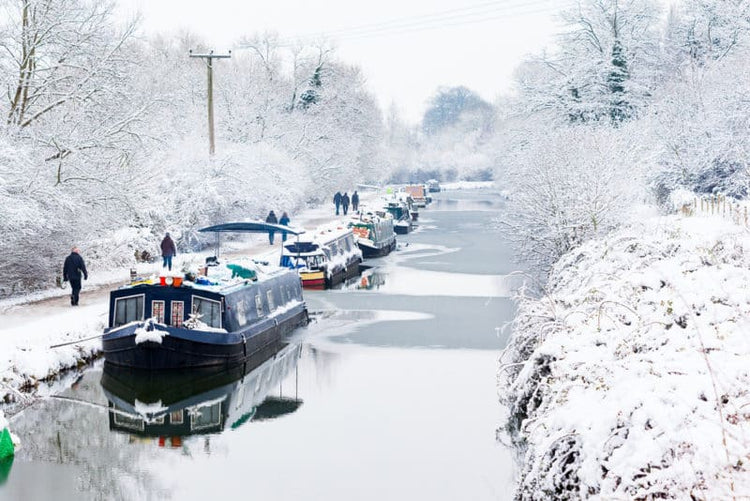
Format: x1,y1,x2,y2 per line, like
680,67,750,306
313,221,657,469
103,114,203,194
101,342,302,439
405,185,428,208
348,212,397,258
279,224,362,289
102,222,309,370
384,201,413,235
426,179,441,193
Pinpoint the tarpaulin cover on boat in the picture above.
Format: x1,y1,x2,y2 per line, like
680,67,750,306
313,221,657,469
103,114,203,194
198,222,306,235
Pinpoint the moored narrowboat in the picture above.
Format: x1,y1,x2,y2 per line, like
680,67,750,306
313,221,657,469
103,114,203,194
349,212,397,258
280,225,362,289
102,222,309,370
405,185,428,208
384,201,413,235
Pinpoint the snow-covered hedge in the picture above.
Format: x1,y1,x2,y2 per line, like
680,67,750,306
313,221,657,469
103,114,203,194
500,213,750,499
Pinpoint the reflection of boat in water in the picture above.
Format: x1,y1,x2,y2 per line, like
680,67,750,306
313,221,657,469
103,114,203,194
353,269,387,290
101,342,302,439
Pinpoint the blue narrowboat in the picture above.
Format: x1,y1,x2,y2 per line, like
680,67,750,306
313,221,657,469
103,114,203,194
101,222,309,370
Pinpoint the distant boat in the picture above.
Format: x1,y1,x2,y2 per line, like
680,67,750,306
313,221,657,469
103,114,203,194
280,224,362,289
101,342,303,439
384,200,413,235
349,212,397,258
101,222,309,370
426,179,441,193
405,185,428,208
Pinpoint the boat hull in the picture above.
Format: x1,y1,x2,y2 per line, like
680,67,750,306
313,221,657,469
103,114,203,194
102,306,308,370
394,223,411,235
358,238,396,258
300,271,326,289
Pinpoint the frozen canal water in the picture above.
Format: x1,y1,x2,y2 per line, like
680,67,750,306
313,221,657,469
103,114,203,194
2,188,519,501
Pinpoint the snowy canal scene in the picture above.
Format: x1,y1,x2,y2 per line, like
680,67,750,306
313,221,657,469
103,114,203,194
1,1,750,500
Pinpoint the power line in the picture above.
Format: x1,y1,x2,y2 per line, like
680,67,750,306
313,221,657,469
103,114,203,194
269,0,566,46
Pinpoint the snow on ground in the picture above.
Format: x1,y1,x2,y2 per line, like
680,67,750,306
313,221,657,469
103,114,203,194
0,191,382,407
500,212,750,499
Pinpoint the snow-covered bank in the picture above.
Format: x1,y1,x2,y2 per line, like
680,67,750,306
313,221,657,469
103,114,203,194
500,212,750,499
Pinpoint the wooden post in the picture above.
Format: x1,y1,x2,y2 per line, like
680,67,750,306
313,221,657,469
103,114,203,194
189,50,231,156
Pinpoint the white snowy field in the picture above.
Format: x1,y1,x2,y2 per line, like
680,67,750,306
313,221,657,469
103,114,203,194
500,210,750,499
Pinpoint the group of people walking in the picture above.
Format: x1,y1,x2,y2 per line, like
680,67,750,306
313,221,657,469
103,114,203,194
265,210,291,245
333,190,359,215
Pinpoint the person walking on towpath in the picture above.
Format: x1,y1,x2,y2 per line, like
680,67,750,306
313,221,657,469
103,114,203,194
279,212,291,242
352,190,360,212
266,210,278,245
63,246,88,306
333,191,342,215
161,232,177,271
342,192,350,215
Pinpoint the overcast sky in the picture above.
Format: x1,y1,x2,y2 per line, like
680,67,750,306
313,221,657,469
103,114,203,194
118,0,565,123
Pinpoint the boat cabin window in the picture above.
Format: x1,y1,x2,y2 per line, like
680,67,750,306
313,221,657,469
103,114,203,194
266,290,275,311
171,301,184,327
114,294,144,327
193,296,222,329
343,236,352,252
151,300,165,323
112,405,144,431
255,294,263,317
191,402,222,431
170,411,184,425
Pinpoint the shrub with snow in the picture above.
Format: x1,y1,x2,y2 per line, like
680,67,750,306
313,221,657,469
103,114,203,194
500,212,750,499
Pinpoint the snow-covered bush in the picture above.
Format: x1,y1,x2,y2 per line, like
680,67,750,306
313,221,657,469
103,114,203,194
496,121,650,275
500,214,750,499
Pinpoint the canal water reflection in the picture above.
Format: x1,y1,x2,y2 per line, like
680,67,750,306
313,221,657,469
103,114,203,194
2,189,519,501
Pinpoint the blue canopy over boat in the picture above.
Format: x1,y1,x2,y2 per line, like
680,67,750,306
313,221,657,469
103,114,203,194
198,221,305,235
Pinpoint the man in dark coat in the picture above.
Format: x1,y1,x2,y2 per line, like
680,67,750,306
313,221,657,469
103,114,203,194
351,191,360,212
161,232,177,271
342,192,350,215
266,210,278,245
63,246,88,306
333,191,342,215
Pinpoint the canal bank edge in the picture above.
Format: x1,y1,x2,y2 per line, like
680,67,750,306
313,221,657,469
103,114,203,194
499,212,750,498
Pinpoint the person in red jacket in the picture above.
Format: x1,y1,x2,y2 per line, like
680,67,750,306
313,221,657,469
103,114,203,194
161,232,177,271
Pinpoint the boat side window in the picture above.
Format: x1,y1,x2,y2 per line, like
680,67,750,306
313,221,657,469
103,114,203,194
151,300,165,323
193,296,222,329
255,294,263,317
114,294,144,327
191,402,222,431
343,236,351,252
170,411,184,425
112,407,144,431
171,301,184,327
266,290,275,311
235,300,247,327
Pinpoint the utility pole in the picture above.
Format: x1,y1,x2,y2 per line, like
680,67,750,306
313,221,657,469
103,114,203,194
189,49,231,155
